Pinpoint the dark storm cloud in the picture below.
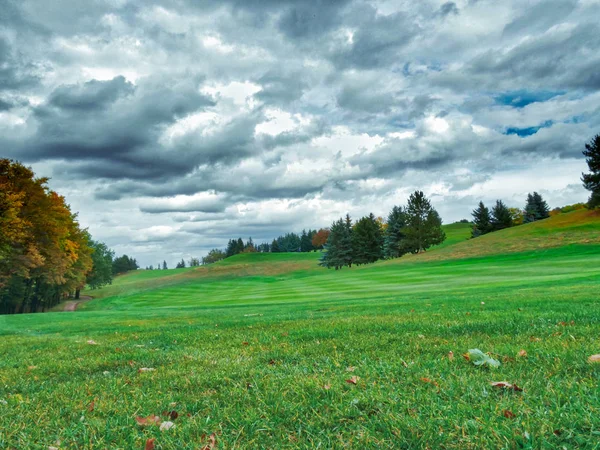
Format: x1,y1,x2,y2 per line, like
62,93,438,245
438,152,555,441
329,9,419,69
2,0,597,265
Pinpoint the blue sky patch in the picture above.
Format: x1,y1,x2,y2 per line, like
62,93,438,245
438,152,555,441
494,90,565,108
505,120,553,137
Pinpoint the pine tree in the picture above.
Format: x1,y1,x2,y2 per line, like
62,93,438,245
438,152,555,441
533,193,549,220
352,213,383,265
404,191,445,253
383,206,408,258
271,239,280,253
524,192,550,223
300,229,312,252
490,200,513,231
162,260,167,270
582,134,600,208
339,214,354,267
471,201,492,237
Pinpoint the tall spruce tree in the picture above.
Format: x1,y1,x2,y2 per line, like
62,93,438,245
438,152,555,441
490,200,513,231
270,239,280,253
582,134,600,208
352,213,383,265
404,191,445,253
471,201,491,237
383,206,408,258
524,192,549,223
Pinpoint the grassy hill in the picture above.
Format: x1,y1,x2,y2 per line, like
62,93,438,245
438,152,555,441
1,210,599,448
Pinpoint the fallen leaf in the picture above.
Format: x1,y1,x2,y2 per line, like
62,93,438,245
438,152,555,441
202,433,217,450
242,341,249,346
553,429,562,436
588,354,600,363
160,421,174,431
165,410,178,420
86,340,97,345
135,414,161,426
87,401,95,412
420,377,439,387
490,381,523,392
323,384,331,390
138,368,155,373
48,447,59,450
346,376,359,385
268,359,276,365
518,349,527,357
462,352,470,361
145,438,155,450
503,410,516,419
346,366,356,372
28,365,37,370
448,351,454,361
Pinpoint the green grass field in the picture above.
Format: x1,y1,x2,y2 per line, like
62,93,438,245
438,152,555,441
1,212,600,449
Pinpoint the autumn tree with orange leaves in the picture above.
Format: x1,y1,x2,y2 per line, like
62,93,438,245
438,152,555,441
0,159,93,314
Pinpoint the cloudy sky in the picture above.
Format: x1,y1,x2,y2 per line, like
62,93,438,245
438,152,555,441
2,0,599,266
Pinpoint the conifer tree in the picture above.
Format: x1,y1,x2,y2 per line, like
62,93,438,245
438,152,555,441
490,200,513,231
404,191,445,253
582,134,600,208
471,201,492,237
384,206,408,258
352,213,383,265
271,239,280,253
524,192,549,223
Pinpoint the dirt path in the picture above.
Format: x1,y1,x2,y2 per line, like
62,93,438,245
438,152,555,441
63,295,93,312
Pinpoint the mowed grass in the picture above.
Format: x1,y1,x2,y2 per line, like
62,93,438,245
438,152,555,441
1,213,600,448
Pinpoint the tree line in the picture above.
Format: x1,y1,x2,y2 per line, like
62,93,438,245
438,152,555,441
320,191,446,270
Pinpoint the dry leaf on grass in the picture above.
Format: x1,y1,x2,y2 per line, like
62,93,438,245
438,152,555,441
345,376,359,385
490,381,523,392
346,366,356,372
323,384,331,390
503,410,516,419
518,349,527,357
135,414,162,426
202,433,217,450
86,340,97,345
588,354,600,363
145,438,155,450
138,368,155,373
420,377,439,387
448,351,454,361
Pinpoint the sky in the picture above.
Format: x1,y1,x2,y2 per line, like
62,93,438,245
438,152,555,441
1,0,599,267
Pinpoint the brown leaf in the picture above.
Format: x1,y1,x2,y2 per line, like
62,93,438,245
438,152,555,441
145,438,156,450
420,377,439,387
268,359,276,365
242,341,249,346
462,352,470,361
345,376,359,385
490,381,523,392
138,368,155,373
86,340,97,345
503,410,516,419
518,349,527,357
87,401,95,412
448,351,454,361
135,414,162,426
202,433,217,450
588,354,600,363
346,366,356,372
323,383,331,390
166,410,178,420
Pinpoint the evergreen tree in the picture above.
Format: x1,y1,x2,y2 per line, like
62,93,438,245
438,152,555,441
340,214,354,267
383,206,408,258
582,134,600,208
236,238,245,254
300,229,312,252
162,260,168,270
352,213,383,265
404,191,445,253
471,201,492,237
319,218,346,269
490,200,513,231
524,192,550,223
271,239,280,253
